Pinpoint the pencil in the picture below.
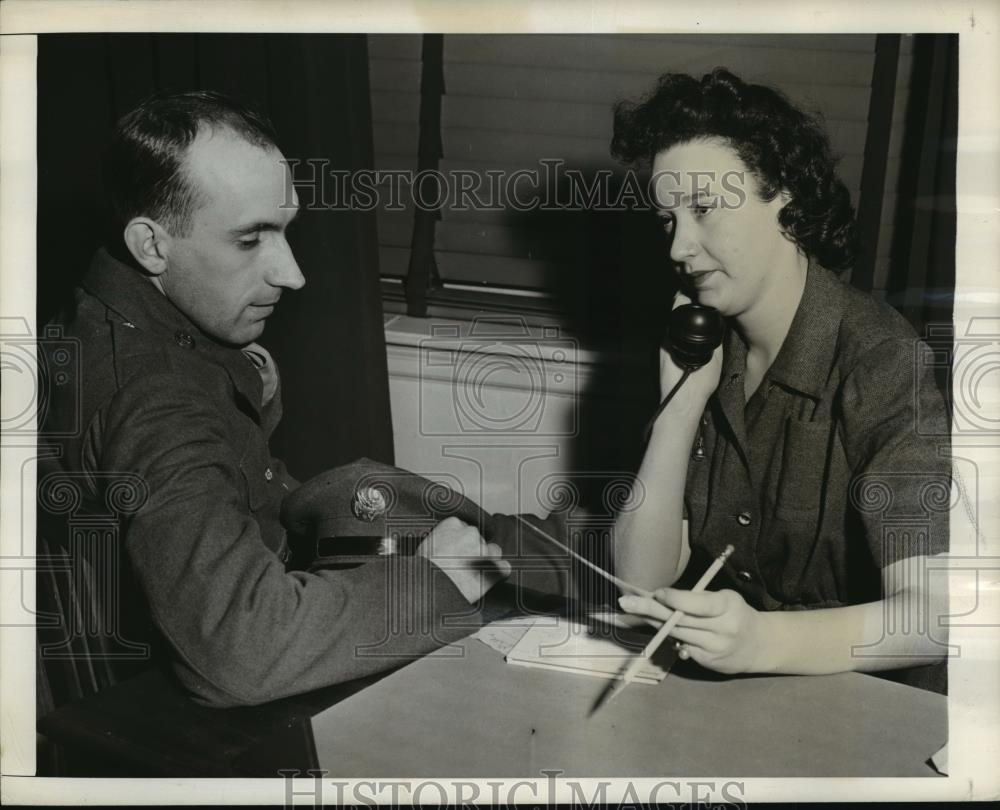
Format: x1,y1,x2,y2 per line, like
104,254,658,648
512,514,655,599
614,544,735,697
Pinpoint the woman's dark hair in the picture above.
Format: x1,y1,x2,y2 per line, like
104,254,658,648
611,68,859,270
108,90,279,236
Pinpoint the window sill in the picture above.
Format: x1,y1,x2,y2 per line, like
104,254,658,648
381,278,571,331
381,272,652,368
383,312,647,372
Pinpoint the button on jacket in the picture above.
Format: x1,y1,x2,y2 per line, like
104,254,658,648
683,264,951,611
39,249,487,707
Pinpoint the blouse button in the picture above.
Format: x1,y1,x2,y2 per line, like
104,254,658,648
174,330,194,349
736,511,752,527
264,467,274,482
738,570,753,582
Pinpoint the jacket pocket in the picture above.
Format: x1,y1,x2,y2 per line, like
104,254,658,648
773,416,833,521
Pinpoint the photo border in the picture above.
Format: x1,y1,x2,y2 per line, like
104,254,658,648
2,0,998,803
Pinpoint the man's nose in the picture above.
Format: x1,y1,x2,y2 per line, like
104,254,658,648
270,240,306,290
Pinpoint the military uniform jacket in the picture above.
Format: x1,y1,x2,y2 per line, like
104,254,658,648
683,263,951,610
40,249,487,707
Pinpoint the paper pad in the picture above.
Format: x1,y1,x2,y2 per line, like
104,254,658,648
503,614,666,683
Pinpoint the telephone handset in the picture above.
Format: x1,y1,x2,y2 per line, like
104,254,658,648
644,303,725,441
664,303,725,370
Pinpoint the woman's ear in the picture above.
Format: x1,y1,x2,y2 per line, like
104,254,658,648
122,217,171,276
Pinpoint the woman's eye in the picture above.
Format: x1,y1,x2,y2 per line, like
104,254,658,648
691,201,716,218
659,217,675,234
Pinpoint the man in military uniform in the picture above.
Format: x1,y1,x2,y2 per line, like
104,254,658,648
39,91,568,708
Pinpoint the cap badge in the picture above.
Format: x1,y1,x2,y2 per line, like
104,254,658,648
352,486,388,522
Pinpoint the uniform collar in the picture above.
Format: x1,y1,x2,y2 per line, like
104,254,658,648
764,261,845,399
83,247,265,418
83,246,196,337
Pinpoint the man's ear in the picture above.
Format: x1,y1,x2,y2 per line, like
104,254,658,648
122,217,171,276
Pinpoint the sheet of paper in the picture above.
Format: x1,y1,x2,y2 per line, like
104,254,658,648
931,742,949,775
473,616,535,655
503,614,667,683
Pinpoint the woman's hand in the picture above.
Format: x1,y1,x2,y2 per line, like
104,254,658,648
618,587,771,674
658,292,724,413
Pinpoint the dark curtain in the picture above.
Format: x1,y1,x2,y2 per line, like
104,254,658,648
37,34,394,477
886,34,958,394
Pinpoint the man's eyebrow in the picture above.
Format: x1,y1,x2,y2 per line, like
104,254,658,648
229,208,300,237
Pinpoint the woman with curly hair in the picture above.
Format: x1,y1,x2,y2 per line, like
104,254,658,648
611,69,950,690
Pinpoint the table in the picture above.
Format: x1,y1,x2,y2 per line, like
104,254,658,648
39,629,947,778
252,635,947,777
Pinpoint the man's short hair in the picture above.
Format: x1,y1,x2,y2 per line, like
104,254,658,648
108,90,279,237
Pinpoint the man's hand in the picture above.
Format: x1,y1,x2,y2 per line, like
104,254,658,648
618,587,769,674
416,516,512,604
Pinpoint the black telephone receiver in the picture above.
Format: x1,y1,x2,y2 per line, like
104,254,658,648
664,303,726,370
645,303,725,441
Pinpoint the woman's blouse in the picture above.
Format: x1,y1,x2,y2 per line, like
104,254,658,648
683,263,951,610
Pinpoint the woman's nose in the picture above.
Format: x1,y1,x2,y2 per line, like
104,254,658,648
669,219,699,264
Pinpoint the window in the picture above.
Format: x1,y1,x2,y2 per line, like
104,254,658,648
369,34,900,336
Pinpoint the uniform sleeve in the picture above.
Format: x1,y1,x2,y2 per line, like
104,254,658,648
839,334,951,569
100,373,478,708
